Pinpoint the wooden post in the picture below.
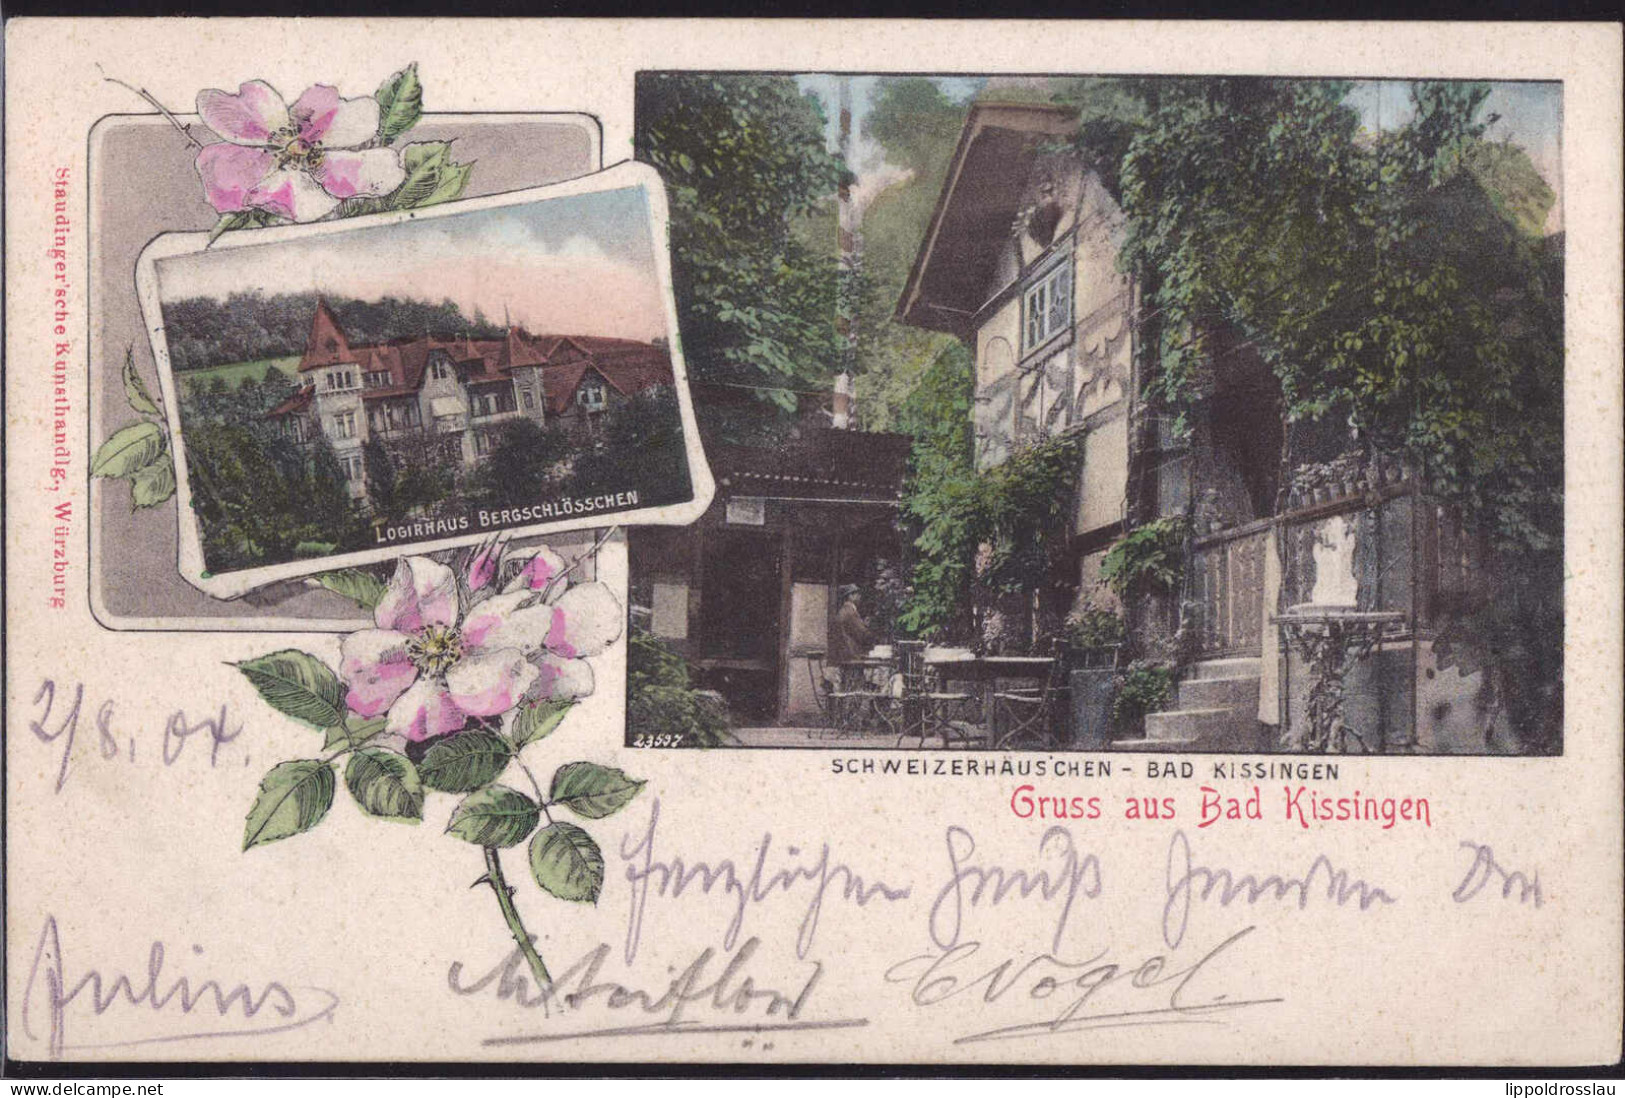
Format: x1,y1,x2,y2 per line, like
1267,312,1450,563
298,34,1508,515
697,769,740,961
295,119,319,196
691,520,707,664
777,531,794,720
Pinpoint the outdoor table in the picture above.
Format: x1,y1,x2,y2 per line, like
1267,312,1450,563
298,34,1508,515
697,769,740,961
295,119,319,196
922,654,1056,747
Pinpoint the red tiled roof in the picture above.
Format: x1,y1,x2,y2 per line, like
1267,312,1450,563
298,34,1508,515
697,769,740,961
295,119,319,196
541,347,674,414
287,302,672,410
502,327,549,369
266,385,314,417
297,300,353,372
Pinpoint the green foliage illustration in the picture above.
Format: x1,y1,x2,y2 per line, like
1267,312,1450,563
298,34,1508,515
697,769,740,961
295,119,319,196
237,543,640,994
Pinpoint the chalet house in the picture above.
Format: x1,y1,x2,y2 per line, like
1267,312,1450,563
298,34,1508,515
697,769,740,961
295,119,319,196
266,301,674,505
898,102,1514,754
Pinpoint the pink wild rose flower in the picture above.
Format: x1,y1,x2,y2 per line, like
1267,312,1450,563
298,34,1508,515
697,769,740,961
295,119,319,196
340,555,622,742
194,80,406,222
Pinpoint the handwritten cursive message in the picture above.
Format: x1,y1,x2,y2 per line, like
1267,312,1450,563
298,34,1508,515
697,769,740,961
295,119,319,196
928,824,1103,954
1452,841,1544,906
619,798,911,963
452,934,867,1045
433,798,1551,1053
887,926,1281,1045
21,915,338,1059
1161,828,1397,948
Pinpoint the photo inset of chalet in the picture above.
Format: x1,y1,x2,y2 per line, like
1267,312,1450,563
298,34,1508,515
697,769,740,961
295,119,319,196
266,300,674,503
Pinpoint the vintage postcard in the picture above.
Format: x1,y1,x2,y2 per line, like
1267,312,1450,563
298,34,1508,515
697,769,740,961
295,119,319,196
3,18,1621,1073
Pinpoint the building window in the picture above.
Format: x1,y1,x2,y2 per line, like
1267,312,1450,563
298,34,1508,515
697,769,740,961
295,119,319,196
364,370,392,389
333,410,357,439
342,454,365,482
373,402,420,431
471,387,517,418
431,359,452,381
1022,259,1072,353
578,379,607,412
520,388,535,410
325,369,357,391
474,432,492,456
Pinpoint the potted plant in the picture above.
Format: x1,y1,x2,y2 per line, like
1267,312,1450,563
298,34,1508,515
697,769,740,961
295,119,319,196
1064,607,1126,748
1111,659,1178,737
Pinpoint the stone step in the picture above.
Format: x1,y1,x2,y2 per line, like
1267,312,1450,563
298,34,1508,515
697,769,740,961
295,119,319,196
1144,706,1265,752
1145,706,1236,743
1186,657,1262,681
1109,735,1202,751
1176,675,1261,712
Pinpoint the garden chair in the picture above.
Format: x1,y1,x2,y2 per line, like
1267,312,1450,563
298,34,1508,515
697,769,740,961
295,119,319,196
823,658,892,737
896,642,986,749
991,639,1071,749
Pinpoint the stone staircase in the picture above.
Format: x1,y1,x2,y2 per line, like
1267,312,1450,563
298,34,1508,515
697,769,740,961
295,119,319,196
1111,657,1264,752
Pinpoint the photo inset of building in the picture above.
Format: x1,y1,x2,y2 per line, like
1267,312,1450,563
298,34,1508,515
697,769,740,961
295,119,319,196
265,300,675,503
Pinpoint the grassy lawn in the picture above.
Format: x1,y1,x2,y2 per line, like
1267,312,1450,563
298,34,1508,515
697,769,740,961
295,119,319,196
177,354,302,389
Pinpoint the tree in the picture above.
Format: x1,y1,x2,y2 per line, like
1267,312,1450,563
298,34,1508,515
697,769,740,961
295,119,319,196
626,623,732,747
183,423,362,571
1066,76,1562,749
880,77,1561,745
258,367,298,412
894,343,978,637
364,437,398,515
634,73,848,440
860,78,968,297
474,418,572,507
851,78,976,432
162,290,503,372
567,388,690,505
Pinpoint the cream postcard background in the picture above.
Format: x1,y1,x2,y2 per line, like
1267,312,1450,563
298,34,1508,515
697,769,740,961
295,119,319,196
5,19,1622,1066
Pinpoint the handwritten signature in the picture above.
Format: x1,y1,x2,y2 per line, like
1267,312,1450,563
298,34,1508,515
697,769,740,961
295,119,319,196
1452,841,1543,906
451,934,867,1045
929,824,1103,953
619,798,911,963
1162,828,1397,948
21,915,338,1058
888,925,1281,1044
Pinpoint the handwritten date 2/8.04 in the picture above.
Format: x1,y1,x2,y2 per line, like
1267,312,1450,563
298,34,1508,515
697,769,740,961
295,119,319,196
28,678,246,793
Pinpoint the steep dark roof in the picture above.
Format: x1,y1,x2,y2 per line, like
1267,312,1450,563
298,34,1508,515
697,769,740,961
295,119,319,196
502,327,549,369
896,103,1079,336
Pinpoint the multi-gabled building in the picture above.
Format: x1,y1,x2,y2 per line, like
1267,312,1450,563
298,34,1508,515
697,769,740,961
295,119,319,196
265,300,675,503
